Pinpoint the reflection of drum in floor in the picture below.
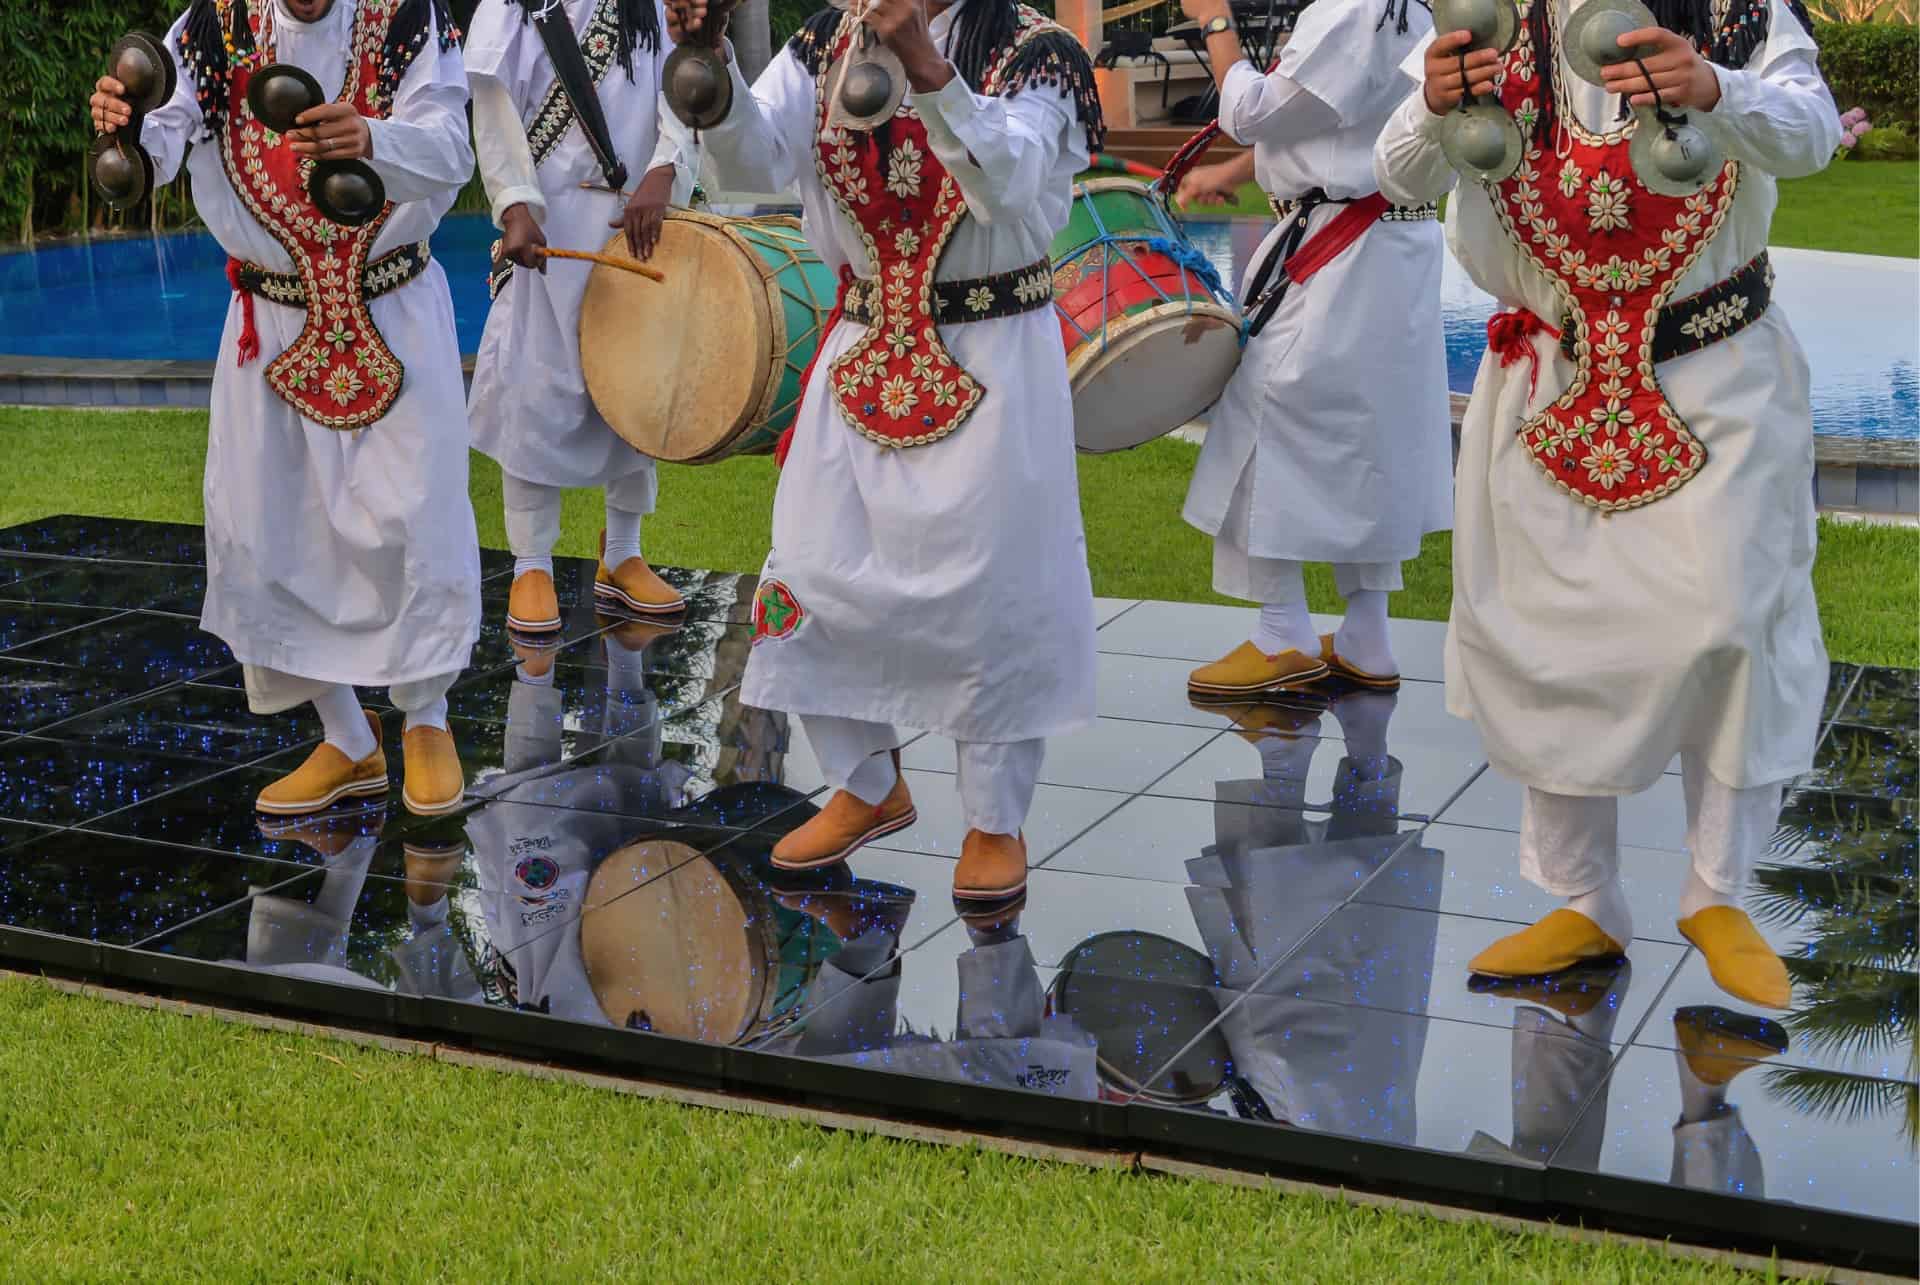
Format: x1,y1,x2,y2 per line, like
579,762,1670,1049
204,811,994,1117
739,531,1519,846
1051,178,1242,454
580,838,886,1046
580,211,837,464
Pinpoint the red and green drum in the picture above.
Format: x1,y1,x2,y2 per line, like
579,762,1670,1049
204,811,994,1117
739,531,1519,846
1050,177,1242,453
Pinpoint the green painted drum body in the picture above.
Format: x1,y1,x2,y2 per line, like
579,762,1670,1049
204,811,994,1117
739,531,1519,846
580,211,837,464
1049,177,1242,454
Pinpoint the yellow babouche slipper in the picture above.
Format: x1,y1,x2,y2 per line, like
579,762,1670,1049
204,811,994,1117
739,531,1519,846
401,725,466,817
594,531,686,618
1188,641,1330,698
773,758,916,871
256,710,387,816
1672,1005,1789,1086
506,568,561,634
1469,908,1627,978
1677,906,1793,1010
1318,633,1401,690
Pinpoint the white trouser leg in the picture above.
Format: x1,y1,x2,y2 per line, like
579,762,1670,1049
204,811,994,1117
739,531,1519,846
391,671,459,732
1520,785,1634,944
801,714,901,806
1213,544,1317,656
1678,751,1784,914
955,739,1045,835
603,462,659,518
1331,561,1403,676
502,473,561,576
243,665,335,716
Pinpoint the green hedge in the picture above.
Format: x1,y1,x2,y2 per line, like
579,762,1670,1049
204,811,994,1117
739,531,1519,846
1816,21,1919,128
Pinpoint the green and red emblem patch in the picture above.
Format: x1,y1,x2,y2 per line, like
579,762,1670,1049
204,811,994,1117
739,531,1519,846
752,579,805,643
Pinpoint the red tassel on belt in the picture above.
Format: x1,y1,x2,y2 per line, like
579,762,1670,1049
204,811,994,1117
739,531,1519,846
1486,307,1561,400
774,264,856,469
225,257,261,367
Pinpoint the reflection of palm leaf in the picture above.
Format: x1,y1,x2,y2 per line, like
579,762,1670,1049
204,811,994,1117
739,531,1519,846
1780,957,1918,1063
1763,1065,1920,1142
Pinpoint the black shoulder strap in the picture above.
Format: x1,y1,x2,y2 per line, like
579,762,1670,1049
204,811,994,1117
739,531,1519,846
520,0,628,190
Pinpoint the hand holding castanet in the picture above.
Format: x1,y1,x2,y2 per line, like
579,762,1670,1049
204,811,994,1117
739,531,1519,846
1422,29,1503,114
860,0,952,92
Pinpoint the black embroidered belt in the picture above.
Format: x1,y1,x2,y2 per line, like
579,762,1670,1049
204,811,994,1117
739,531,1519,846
1560,252,1773,365
842,259,1055,327
1267,193,1437,222
235,241,433,309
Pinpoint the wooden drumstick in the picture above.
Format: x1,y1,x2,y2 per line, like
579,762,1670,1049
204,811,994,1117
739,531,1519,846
540,248,667,282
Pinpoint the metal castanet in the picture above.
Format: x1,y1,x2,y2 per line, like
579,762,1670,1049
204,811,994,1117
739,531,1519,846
662,0,743,129
1564,0,1722,194
1433,0,1525,183
246,62,388,226
89,31,176,212
825,5,908,133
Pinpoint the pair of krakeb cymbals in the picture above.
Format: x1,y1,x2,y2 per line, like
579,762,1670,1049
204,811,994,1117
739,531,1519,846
89,32,176,212
247,63,387,225
1564,0,1723,195
1433,0,1525,184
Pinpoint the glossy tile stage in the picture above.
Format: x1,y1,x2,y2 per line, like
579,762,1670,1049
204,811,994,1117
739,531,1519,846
0,518,1911,1270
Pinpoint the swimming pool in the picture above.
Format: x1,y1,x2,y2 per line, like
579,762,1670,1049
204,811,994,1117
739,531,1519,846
1,211,1913,441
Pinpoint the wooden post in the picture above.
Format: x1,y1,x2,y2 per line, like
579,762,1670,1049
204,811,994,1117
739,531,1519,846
1055,0,1135,131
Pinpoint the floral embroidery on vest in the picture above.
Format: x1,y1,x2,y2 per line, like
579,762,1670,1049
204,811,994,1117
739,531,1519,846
809,6,1066,449
1486,0,1740,511
218,0,409,430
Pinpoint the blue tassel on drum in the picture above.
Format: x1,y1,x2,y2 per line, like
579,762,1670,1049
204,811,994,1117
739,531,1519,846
1137,236,1232,305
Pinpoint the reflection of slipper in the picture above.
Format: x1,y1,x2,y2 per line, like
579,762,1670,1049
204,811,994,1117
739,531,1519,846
1467,957,1626,1019
256,797,387,850
1469,909,1627,979
953,889,1026,932
1189,695,1327,745
1673,1005,1788,1086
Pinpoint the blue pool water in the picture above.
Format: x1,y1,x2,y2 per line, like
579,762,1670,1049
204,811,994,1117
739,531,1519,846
2,211,1914,441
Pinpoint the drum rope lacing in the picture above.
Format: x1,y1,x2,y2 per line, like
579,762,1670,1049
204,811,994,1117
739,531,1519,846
1053,181,1235,354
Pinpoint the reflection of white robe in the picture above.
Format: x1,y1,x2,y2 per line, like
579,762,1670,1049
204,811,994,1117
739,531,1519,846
1373,0,1836,794
1183,0,1452,565
683,4,1097,742
244,835,387,990
141,0,480,688
466,0,695,491
1186,752,1439,1139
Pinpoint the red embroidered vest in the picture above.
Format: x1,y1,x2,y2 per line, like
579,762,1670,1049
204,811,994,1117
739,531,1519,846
1488,1,1738,511
220,1,405,429
811,7,1063,449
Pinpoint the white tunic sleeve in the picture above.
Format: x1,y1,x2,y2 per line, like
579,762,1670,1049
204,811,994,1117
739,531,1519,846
471,74,547,226
1372,37,1457,206
698,44,820,194
912,74,1086,228
644,0,699,199
364,36,476,206
1218,60,1341,146
142,9,209,185
1695,0,1839,179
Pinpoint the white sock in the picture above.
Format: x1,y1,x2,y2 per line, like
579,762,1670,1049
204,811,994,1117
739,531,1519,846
1330,690,1393,764
1258,731,1319,783
1249,599,1317,657
513,554,553,579
1679,864,1738,920
314,684,378,761
1567,878,1634,948
604,505,644,569
401,697,449,733
1333,589,1397,676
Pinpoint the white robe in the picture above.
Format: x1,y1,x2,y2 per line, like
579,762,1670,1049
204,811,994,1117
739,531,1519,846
466,0,696,493
1183,0,1452,566
1372,0,1837,794
140,0,480,691
683,3,1098,743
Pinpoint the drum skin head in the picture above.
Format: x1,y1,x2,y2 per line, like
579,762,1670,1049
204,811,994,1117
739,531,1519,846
1069,304,1241,453
1050,931,1228,1104
580,839,771,1044
581,218,776,462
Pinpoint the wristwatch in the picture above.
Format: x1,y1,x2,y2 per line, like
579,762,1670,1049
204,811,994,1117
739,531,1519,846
1202,13,1234,36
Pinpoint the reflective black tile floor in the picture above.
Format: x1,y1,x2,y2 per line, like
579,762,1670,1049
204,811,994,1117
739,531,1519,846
0,517,1912,1271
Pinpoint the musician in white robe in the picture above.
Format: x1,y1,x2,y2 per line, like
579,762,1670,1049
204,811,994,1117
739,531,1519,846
1175,0,1452,701
467,0,697,635
90,0,479,817
658,0,1103,899
1373,0,1835,1006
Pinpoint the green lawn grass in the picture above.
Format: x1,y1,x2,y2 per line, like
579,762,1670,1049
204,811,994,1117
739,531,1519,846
4,407,1912,665
1180,160,1920,260
0,975,1771,1282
